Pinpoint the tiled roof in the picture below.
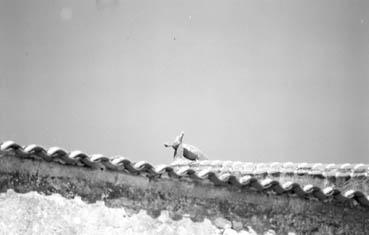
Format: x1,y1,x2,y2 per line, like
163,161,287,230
1,140,369,208
170,160,369,178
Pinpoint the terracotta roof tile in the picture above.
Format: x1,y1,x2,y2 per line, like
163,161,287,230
0,140,368,208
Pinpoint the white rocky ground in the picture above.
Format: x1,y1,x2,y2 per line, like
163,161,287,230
0,190,273,235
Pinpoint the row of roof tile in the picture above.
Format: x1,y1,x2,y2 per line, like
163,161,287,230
170,160,369,178
0,140,368,208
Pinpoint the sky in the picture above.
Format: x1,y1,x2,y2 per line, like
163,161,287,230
0,0,368,164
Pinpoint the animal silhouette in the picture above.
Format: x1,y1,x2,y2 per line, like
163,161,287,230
164,132,207,161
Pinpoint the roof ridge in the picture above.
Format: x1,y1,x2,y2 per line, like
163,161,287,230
1,140,369,208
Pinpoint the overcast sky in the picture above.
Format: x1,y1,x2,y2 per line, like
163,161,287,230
1,0,368,164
